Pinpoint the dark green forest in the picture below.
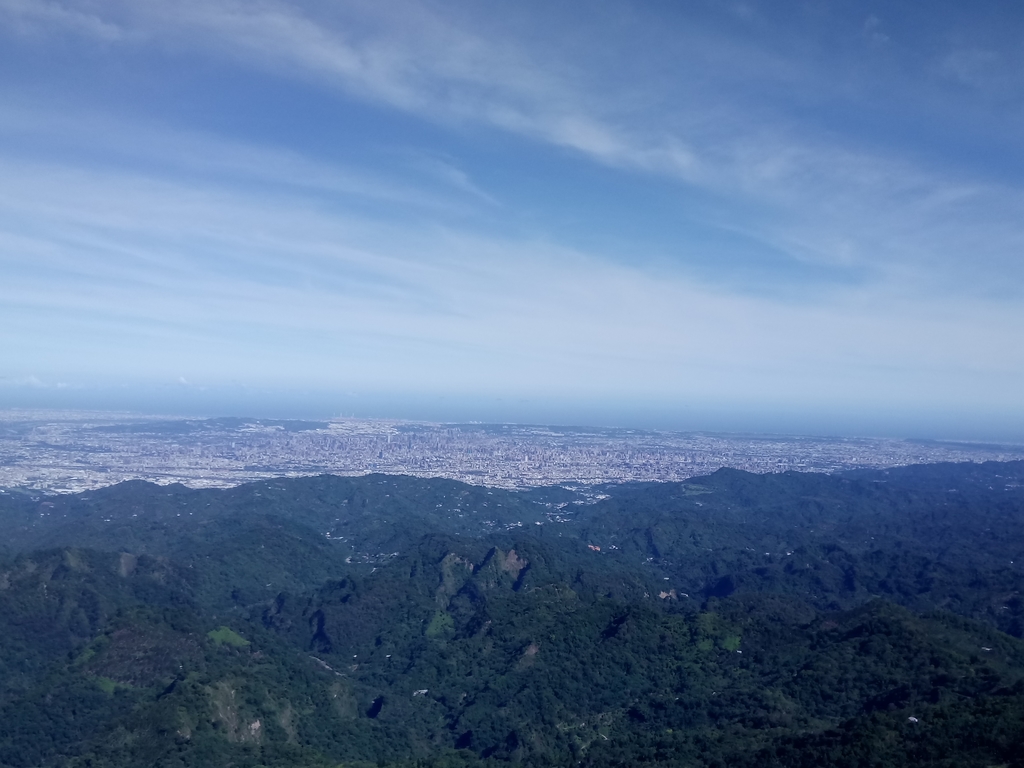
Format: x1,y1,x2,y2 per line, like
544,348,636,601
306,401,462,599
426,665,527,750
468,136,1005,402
1,461,1023,767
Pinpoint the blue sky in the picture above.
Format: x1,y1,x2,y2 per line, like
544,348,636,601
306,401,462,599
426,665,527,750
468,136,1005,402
1,0,1023,438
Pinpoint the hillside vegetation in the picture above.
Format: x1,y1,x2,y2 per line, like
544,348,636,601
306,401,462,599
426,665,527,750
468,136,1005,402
1,461,1023,766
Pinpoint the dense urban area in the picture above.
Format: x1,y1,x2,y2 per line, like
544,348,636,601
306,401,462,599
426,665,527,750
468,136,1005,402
2,409,1022,494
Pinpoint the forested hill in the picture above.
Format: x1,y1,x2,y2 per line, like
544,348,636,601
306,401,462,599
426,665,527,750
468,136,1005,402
1,461,1023,767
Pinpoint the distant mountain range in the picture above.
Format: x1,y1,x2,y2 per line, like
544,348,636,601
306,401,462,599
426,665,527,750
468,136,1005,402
2,461,1023,767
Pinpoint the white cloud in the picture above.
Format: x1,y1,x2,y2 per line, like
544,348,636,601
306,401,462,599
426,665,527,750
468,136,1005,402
0,103,487,217
5,0,1020,295
405,152,500,207
0,149,1021,412
940,48,1000,87
0,0,124,40
0,374,47,388
863,15,890,46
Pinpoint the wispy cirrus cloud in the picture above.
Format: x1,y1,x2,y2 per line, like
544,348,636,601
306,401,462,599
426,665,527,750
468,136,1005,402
0,0,124,40
0,102,492,219
4,0,1021,297
1,148,1021,406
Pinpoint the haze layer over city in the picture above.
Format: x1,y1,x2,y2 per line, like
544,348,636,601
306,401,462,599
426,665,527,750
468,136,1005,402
3,409,1022,495
2,1,1023,443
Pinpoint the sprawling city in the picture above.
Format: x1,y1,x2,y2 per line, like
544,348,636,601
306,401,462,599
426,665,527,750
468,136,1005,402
3,408,1021,494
